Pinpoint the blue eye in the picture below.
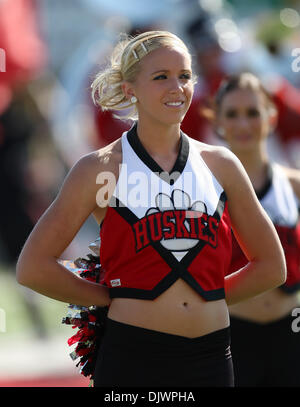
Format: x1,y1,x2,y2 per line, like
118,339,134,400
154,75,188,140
153,73,192,80
153,74,167,80
180,73,191,80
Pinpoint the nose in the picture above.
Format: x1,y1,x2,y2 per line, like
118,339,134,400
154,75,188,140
168,77,183,93
236,116,250,129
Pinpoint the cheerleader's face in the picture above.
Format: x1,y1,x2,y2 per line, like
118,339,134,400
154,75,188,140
217,88,273,153
124,46,194,127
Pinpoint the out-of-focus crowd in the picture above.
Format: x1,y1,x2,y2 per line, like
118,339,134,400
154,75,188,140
0,0,300,338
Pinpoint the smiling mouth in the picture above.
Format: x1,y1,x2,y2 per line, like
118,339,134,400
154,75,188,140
164,101,184,107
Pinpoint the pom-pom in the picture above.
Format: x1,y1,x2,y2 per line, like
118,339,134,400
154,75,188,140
61,249,108,379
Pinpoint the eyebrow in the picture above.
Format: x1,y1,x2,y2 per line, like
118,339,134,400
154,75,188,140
225,105,260,110
150,69,192,75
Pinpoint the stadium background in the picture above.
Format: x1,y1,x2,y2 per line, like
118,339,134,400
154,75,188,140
0,0,300,387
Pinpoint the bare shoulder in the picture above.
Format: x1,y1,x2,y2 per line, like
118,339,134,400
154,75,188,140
72,138,122,180
189,139,244,191
279,164,300,200
56,138,122,210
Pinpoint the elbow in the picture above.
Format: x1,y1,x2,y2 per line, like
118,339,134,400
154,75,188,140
16,256,34,288
16,259,27,286
276,249,287,286
267,257,287,289
278,261,287,286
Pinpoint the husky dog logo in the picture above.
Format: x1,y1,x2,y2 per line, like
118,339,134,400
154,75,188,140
132,189,219,253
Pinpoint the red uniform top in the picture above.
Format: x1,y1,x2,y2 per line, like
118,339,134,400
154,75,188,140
100,124,232,301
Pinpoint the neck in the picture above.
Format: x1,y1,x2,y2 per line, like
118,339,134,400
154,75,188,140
136,119,181,156
231,145,270,191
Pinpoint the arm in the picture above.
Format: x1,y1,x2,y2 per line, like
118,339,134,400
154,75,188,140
16,151,112,307
208,148,286,305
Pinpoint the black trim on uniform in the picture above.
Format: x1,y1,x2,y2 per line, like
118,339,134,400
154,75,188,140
213,191,227,221
179,271,225,300
255,165,273,200
109,272,180,300
126,123,189,184
109,271,225,301
109,197,139,224
279,281,300,294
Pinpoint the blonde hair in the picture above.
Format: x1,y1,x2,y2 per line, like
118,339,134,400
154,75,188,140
91,30,193,121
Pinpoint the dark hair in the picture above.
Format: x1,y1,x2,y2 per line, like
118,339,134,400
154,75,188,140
200,72,277,138
215,72,276,113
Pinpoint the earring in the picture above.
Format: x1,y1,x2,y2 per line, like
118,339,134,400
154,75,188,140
217,127,225,137
130,96,137,104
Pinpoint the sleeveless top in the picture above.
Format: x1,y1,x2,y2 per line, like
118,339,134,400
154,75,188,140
100,124,232,300
229,163,300,293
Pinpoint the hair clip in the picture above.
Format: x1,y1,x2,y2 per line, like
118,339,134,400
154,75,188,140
141,42,148,53
132,49,139,60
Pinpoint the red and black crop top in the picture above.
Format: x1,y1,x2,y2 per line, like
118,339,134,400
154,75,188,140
229,164,300,293
99,124,232,300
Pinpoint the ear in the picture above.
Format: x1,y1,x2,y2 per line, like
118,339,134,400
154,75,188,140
121,81,136,101
203,108,225,139
268,106,278,131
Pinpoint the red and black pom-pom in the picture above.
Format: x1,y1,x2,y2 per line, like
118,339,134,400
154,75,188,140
61,254,108,379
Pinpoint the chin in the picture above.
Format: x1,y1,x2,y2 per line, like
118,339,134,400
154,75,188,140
165,113,187,126
234,143,256,153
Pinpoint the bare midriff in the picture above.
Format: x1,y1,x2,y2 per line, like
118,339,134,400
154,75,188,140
108,278,229,338
229,288,299,323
